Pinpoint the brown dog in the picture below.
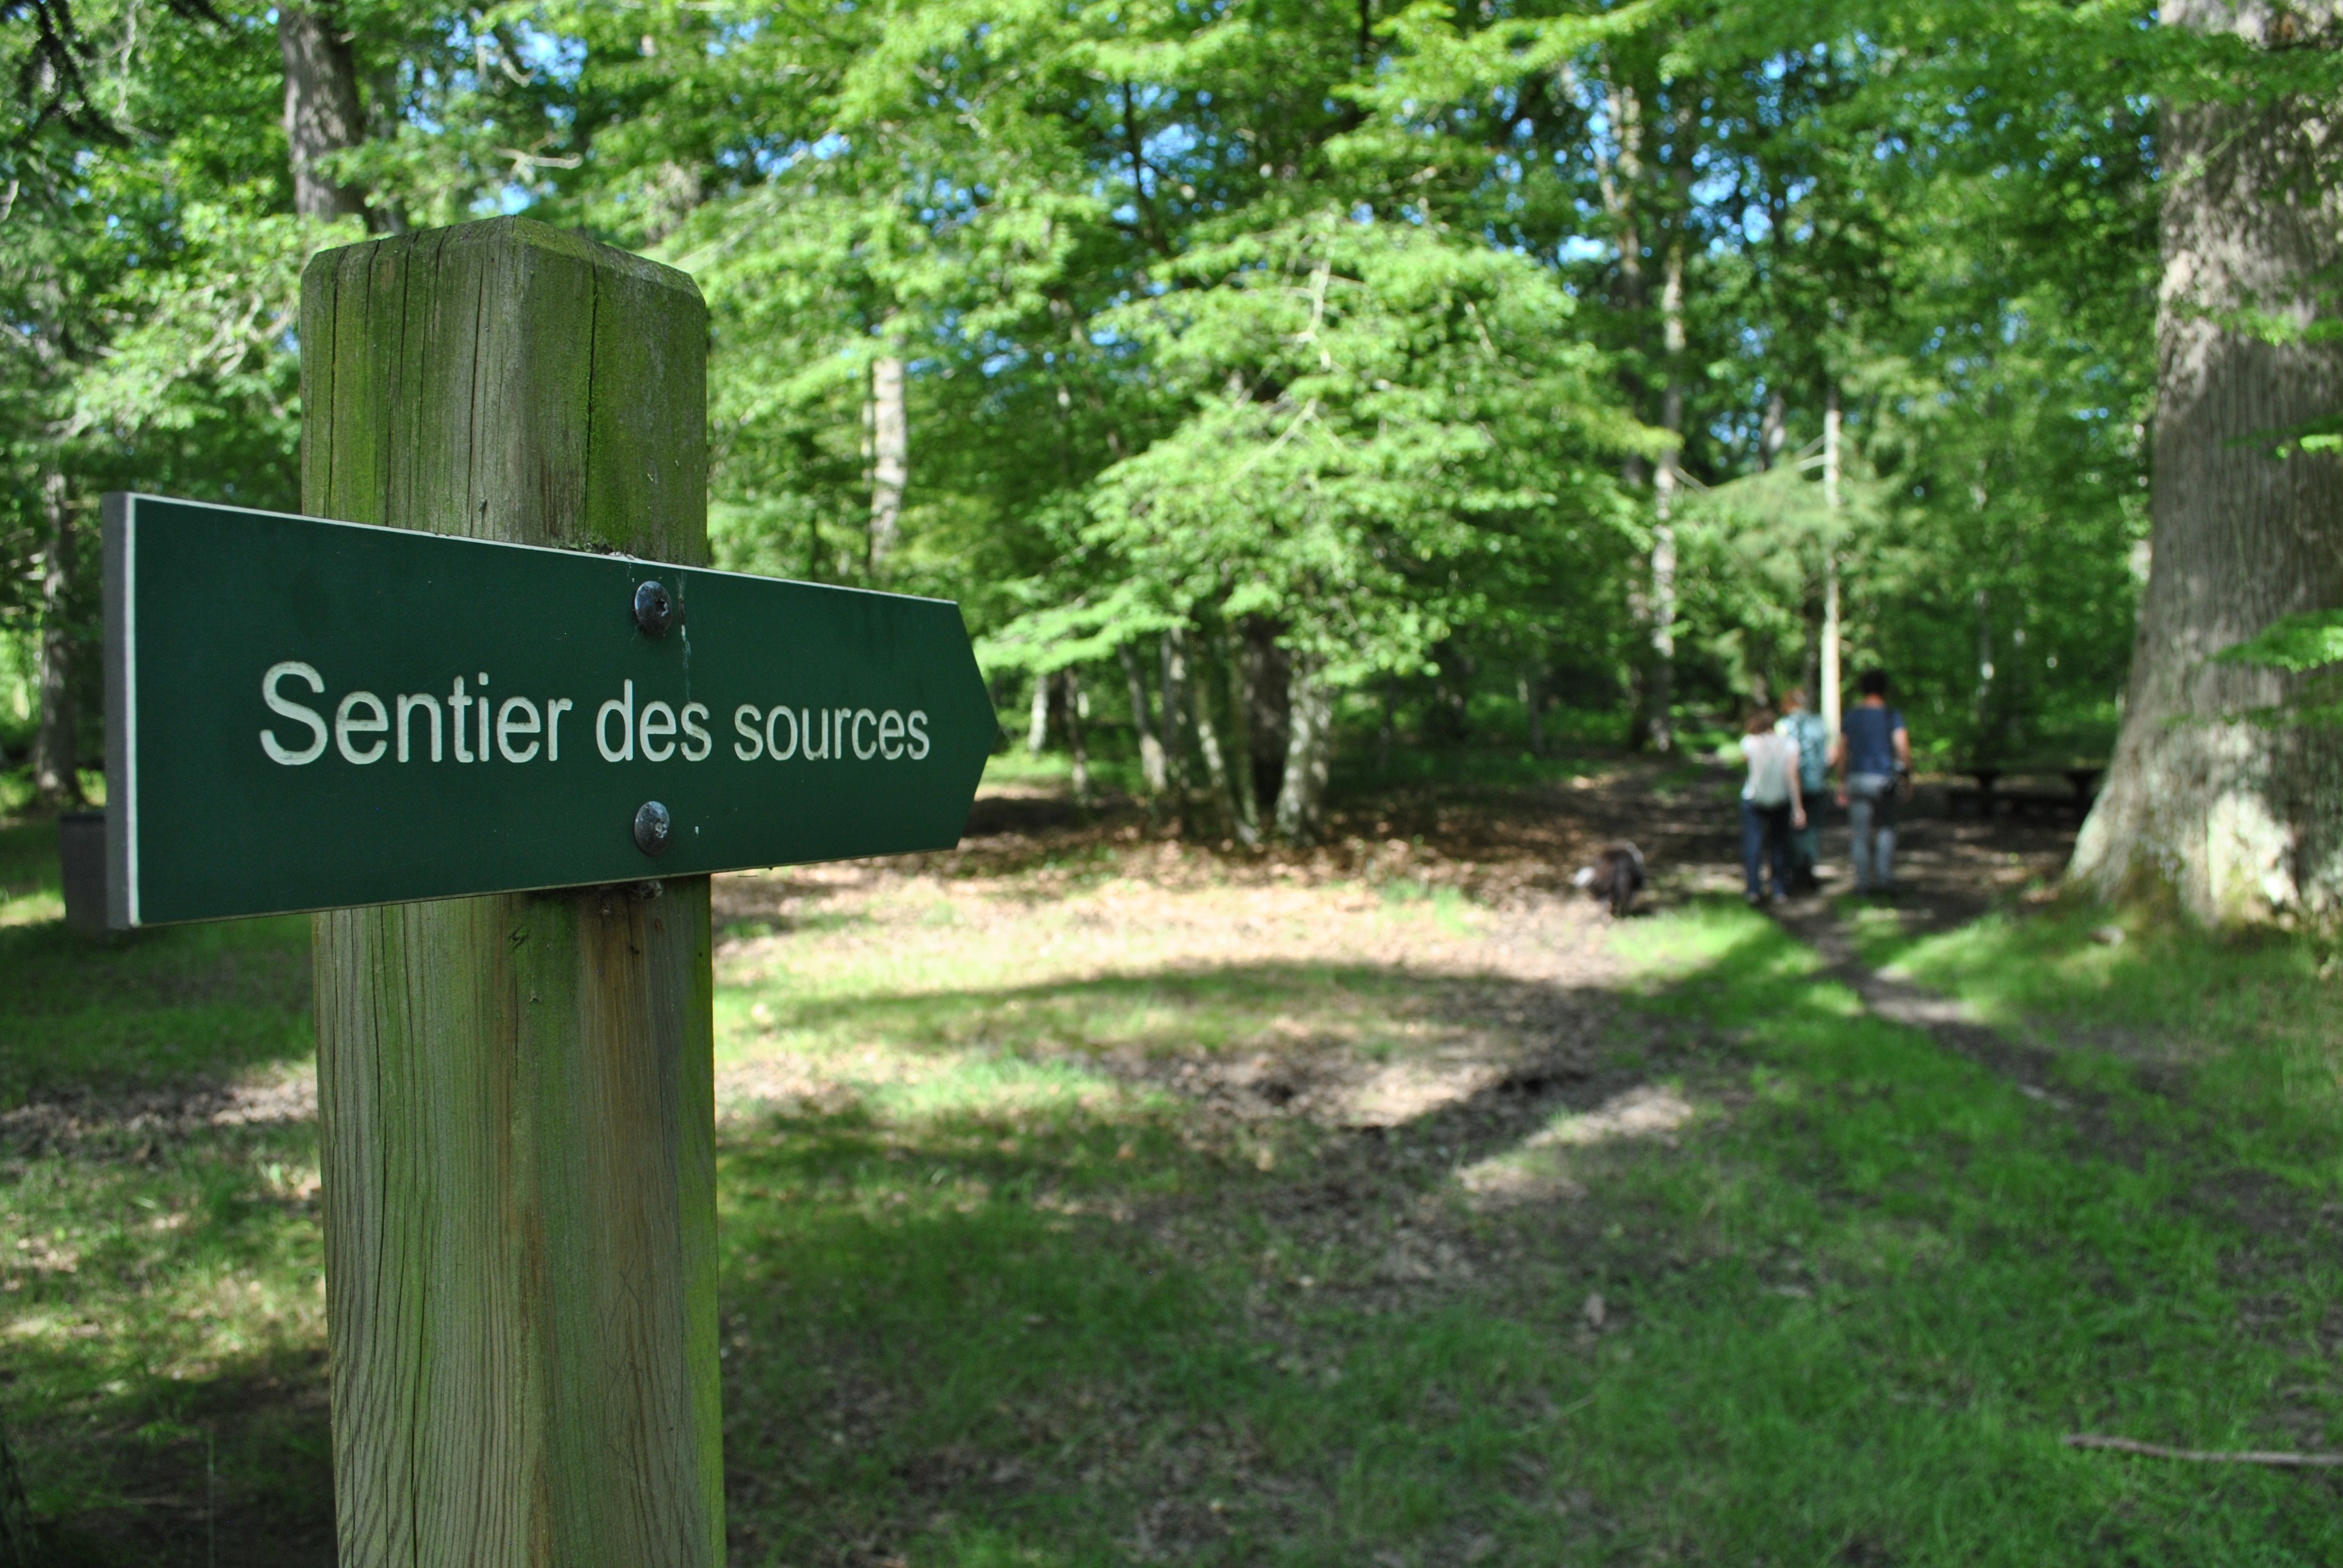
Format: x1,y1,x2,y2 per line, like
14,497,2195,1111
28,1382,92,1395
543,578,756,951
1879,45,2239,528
1572,843,1647,918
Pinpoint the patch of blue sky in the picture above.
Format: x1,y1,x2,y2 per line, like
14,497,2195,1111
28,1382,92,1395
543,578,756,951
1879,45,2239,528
514,27,585,84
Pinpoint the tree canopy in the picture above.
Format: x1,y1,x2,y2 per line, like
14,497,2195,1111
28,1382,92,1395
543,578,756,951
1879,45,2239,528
0,0,2312,844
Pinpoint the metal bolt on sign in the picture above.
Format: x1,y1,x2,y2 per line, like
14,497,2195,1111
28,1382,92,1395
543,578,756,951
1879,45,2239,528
634,800,672,855
634,579,673,637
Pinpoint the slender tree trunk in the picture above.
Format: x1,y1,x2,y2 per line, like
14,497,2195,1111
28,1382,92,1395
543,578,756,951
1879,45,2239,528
1646,235,1685,753
1376,680,1397,773
279,7,369,220
1217,619,1263,843
1758,387,1786,471
1026,670,1050,754
1820,387,1843,739
31,466,79,806
1242,618,1289,814
868,351,908,572
1064,670,1092,808
1522,662,1547,756
1274,655,1334,844
1159,630,1190,804
2073,11,2343,921
1972,586,1996,750
1119,642,1167,800
1188,640,1248,844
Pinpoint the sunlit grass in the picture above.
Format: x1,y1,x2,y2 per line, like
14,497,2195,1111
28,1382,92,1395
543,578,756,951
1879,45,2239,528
8,806,2343,1563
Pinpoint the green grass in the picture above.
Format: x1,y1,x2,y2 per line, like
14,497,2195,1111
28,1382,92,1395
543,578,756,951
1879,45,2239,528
5,809,2342,1563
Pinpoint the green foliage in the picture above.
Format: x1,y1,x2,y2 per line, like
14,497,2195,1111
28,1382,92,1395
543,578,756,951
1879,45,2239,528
2217,610,2343,673
0,0,2322,785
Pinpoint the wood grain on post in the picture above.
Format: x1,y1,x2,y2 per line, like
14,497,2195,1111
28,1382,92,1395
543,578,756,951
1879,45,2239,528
300,218,721,1568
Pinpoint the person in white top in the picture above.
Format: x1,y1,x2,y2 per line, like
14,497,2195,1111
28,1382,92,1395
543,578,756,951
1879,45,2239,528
1739,705,1806,905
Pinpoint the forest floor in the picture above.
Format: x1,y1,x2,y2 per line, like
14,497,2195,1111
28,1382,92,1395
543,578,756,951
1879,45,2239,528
5,754,2342,1565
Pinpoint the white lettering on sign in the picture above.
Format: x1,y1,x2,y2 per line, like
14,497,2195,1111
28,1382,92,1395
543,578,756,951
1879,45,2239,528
263,666,936,769
261,662,329,765
597,681,635,762
497,697,541,763
398,693,442,762
336,692,389,765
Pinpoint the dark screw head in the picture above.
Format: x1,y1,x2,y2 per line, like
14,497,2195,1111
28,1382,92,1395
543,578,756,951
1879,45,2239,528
634,580,673,638
632,800,672,856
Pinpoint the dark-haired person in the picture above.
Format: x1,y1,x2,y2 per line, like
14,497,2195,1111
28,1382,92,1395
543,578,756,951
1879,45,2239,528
1739,706,1805,906
1832,671,1910,896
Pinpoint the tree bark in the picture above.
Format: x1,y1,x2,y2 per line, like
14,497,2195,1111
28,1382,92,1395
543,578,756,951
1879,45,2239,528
31,466,79,806
1242,618,1290,809
1188,639,1250,844
1821,388,1844,739
1274,655,1334,844
1159,630,1190,803
1758,387,1786,471
2071,8,2343,923
1119,642,1167,799
280,7,369,220
1645,234,1684,753
868,352,908,571
1217,618,1263,843
1064,669,1092,807
1026,670,1050,754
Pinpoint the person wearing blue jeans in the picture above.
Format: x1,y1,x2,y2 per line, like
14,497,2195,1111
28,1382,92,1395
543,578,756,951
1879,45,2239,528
1832,670,1910,895
1739,706,1806,904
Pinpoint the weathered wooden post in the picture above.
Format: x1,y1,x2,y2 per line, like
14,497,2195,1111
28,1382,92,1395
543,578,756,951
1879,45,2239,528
301,218,722,1566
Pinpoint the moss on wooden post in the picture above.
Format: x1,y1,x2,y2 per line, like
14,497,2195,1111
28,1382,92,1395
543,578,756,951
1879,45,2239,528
300,218,721,1567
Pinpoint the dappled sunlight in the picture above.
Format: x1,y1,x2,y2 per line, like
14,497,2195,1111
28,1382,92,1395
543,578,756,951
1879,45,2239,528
1534,1083,1697,1148
1454,1083,1699,1210
1,887,63,927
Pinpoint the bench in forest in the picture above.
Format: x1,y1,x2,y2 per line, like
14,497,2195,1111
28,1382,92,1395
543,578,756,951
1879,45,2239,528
1947,765,2103,822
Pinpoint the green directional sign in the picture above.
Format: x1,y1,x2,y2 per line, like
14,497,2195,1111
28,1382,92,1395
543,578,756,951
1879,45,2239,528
102,493,996,927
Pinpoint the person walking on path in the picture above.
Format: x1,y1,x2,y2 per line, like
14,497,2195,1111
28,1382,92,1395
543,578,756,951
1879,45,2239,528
1776,687,1832,893
1832,670,1911,896
1740,706,1806,906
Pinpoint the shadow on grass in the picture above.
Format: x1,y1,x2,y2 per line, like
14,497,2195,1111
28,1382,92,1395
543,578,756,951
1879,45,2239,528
713,906,2343,1566
11,887,2343,1565
0,912,313,1105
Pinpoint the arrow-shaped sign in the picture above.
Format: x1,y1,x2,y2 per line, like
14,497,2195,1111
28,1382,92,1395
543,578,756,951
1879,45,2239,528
102,492,996,927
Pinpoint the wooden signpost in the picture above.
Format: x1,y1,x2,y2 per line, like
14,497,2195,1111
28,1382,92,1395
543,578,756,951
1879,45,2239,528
97,218,993,1566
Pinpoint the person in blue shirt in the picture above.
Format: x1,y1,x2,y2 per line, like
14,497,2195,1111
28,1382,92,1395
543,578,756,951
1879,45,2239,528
1832,670,1910,896
1775,687,1832,893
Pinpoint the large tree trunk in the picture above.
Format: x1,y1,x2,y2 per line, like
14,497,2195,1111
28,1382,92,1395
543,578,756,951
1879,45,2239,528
280,7,369,220
2071,10,2343,923
31,466,79,806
